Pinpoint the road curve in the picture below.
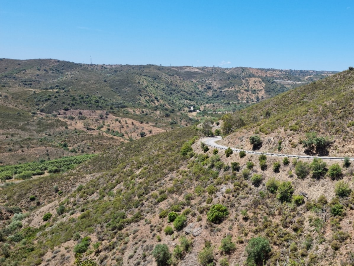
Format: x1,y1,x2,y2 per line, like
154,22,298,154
201,136,354,161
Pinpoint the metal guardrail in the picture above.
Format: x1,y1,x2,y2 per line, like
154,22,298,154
201,136,354,161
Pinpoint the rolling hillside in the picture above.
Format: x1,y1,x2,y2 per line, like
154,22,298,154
1,68,354,266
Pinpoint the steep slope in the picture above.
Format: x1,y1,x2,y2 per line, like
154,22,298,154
1,124,354,265
220,68,354,157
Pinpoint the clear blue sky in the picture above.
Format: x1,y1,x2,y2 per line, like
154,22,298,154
0,0,353,71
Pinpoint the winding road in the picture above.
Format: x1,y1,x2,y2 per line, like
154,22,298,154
201,136,354,161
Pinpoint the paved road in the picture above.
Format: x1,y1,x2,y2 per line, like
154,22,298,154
201,136,354,161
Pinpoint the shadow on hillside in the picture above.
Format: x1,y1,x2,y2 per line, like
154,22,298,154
304,147,330,156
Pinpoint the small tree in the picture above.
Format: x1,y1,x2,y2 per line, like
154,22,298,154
43,213,52,221
273,162,281,173
283,157,290,165
239,150,246,158
310,158,327,179
246,161,254,170
173,215,187,231
277,181,294,202
251,174,263,187
328,164,342,180
331,204,344,217
207,204,229,224
260,160,267,171
153,244,171,266
250,135,262,150
220,235,236,254
246,237,271,266
266,178,280,194
168,212,178,222
295,161,310,179
225,147,233,157
231,162,240,172
335,181,351,197
343,157,351,168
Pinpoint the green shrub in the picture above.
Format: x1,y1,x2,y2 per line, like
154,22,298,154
259,160,267,171
152,244,171,266
293,195,305,206
295,161,310,179
250,135,262,149
43,213,52,221
180,236,193,253
246,161,254,170
201,143,209,153
310,158,327,179
29,195,36,201
159,210,169,219
198,246,214,266
173,244,183,260
277,181,294,202
207,185,217,195
17,171,33,180
220,258,229,266
74,236,91,254
251,174,263,187
207,204,229,224
242,169,251,179
283,157,290,165
164,226,174,235
273,162,281,173
328,164,342,180
259,154,267,161
168,212,178,222
335,181,351,197
343,157,351,168
181,141,193,156
225,147,233,157
246,237,271,266
220,235,236,254
239,150,246,158
231,162,240,172
173,215,187,231
56,205,65,215
266,178,279,194
213,149,218,155
331,204,344,216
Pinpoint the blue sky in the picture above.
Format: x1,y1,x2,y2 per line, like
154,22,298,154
0,0,353,70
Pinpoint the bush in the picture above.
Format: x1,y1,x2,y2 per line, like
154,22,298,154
17,171,33,180
295,161,310,179
29,195,36,201
201,143,209,153
302,132,330,153
251,174,263,187
266,178,279,194
180,236,193,253
181,140,193,156
242,169,251,179
207,204,229,224
74,236,91,254
344,157,351,168
206,185,217,195
331,204,344,216
159,210,169,218
250,135,262,149
231,162,240,172
259,154,267,161
259,160,267,171
164,226,174,235
213,149,218,155
273,162,281,173
310,158,327,179
246,161,254,170
328,164,342,180
225,147,233,157
293,195,305,206
168,212,178,222
153,244,171,266
220,258,229,266
198,246,214,266
173,215,187,231
277,182,294,202
283,157,290,165
43,213,52,221
220,235,236,254
335,181,351,197
246,237,271,266
239,150,246,158
56,205,65,215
